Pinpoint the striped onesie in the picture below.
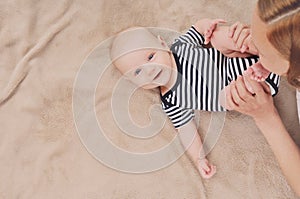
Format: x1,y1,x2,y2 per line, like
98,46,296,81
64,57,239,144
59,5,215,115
160,26,280,128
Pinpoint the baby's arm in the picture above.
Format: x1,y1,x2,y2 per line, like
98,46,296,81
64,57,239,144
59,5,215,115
193,19,255,57
178,119,216,179
193,18,226,44
209,26,254,57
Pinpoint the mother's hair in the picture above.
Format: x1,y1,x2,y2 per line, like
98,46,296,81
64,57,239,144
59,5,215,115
257,0,300,88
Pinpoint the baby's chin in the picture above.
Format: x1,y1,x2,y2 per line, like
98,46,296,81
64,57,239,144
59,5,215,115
141,83,161,90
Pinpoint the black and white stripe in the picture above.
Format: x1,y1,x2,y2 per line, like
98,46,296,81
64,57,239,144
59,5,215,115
161,26,280,128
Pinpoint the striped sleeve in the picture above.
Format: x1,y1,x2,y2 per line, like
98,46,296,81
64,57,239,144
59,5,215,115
161,103,194,129
265,73,280,96
175,26,205,47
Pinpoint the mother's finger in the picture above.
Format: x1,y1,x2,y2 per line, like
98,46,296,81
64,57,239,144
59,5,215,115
228,22,239,38
232,23,249,43
244,36,258,55
238,30,250,49
224,86,237,110
228,22,248,38
243,74,271,98
235,76,254,101
230,80,245,105
212,18,227,24
260,81,271,95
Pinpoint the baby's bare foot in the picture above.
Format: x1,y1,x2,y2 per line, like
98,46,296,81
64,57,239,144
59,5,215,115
244,62,270,82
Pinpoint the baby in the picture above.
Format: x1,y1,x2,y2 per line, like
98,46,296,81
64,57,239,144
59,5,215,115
110,19,280,179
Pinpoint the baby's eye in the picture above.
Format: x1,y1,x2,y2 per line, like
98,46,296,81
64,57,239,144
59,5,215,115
135,68,142,76
148,53,155,61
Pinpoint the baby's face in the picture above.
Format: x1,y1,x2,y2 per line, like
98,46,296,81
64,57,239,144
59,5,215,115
115,48,174,89
111,27,176,89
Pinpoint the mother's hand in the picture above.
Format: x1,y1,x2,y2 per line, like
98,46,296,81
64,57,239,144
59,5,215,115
221,74,277,121
228,21,258,55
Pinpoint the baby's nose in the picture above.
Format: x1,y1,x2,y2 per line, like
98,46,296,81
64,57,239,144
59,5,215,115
144,64,157,76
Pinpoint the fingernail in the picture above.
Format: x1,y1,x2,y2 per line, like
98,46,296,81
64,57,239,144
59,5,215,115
241,45,246,53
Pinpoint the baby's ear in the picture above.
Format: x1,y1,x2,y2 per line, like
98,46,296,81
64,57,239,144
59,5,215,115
157,35,168,48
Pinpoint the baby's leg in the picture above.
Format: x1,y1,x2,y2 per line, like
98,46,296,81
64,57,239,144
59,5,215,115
244,62,270,82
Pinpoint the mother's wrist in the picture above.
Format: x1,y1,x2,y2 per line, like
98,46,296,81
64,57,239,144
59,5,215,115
253,108,280,127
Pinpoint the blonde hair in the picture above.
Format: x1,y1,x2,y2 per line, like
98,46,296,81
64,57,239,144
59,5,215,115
257,0,300,88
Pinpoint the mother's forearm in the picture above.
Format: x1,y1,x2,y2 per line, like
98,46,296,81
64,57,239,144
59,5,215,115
255,113,300,196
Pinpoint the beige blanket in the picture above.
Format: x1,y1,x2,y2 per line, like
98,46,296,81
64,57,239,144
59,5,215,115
1,0,300,198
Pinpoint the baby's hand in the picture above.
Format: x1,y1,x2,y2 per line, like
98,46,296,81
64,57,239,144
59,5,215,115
197,158,217,179
203,19,226,44
244,62,270,82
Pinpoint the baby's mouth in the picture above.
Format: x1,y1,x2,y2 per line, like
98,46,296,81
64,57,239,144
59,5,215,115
153,70,162,80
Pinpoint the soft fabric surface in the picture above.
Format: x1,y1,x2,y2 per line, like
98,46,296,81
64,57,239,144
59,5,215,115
1,0,299,198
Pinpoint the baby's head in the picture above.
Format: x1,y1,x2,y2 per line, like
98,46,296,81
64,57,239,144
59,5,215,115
110,27,174,89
